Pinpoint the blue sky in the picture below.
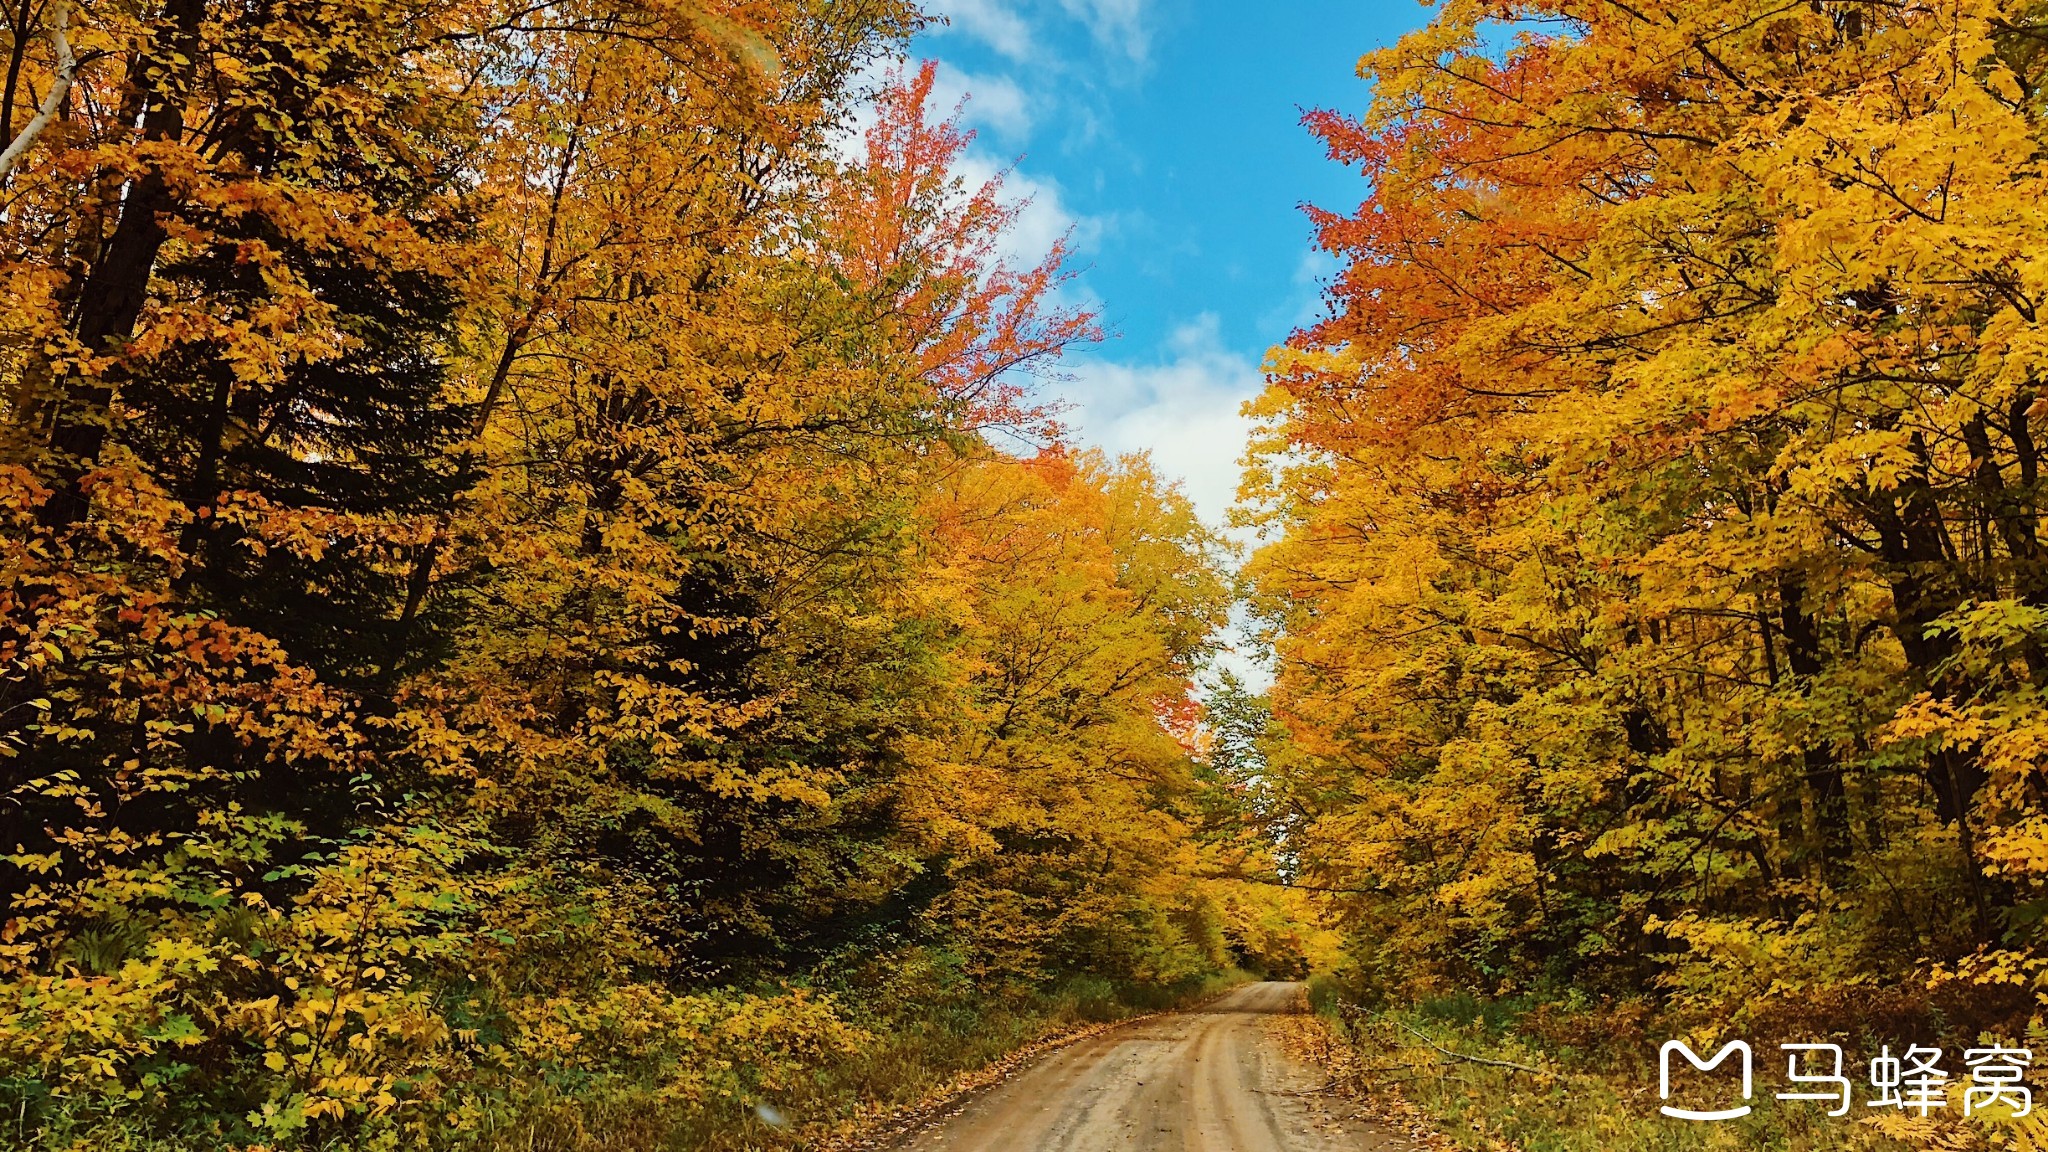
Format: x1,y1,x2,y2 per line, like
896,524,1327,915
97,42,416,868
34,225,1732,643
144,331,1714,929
910,0,1435,529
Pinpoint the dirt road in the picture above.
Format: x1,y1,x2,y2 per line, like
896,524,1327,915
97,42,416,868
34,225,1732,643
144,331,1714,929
892,981,1412,1152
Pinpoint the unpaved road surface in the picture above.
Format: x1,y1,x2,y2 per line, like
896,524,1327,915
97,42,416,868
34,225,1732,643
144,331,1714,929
892,981,1413,1152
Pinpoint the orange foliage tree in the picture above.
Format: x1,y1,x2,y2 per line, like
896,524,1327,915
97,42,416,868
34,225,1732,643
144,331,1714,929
1251,0,2048,1073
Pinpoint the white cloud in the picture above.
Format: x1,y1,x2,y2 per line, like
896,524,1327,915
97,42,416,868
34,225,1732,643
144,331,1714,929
1055,314,1261,536
952,152,1101,271
932,0,1037,61
1059,0,1150,65
830,60,1033,162
927,0,1153,67
930,64,1034,141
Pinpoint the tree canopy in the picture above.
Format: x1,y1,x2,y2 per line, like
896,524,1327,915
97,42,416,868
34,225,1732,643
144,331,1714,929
0,4,1266,1146
1246,0,2048,1083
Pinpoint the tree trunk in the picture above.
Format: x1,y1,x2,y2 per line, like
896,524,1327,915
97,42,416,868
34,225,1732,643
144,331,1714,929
37,0,204,526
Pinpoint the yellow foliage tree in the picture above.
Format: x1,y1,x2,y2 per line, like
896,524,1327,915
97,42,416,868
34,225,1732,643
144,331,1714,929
1251,0,2048,1062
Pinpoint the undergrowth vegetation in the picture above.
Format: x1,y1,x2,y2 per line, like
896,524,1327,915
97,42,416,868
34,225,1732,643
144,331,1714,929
1300,980,1939,1152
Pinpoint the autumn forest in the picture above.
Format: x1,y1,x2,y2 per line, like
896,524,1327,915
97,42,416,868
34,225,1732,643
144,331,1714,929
6,0,2048,1149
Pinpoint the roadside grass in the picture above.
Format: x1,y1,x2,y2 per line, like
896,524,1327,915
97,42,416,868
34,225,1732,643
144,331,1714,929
478,962,1254,1152
14,958,1250,1152
1297,979,1974,1152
